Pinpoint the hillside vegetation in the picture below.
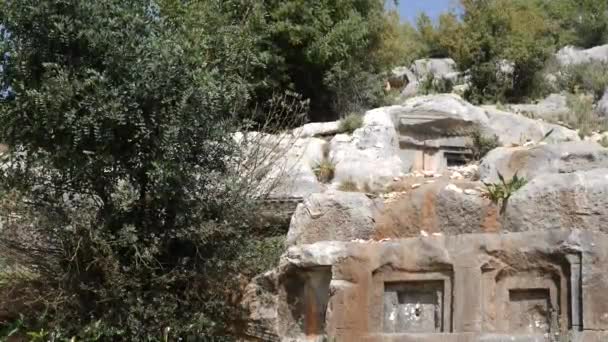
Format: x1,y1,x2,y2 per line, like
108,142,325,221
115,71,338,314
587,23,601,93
0,0,607,340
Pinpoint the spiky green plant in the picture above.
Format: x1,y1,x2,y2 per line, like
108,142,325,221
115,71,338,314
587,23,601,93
483,171,528,206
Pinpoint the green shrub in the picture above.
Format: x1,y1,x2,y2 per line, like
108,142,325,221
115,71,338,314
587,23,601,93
483,172,528,207
339,113,364,134
419,74,454,95
565,92,597,138
0,1,296,339
469,129,501,161
455,0,555,104
313,159,336,183
558,62,608,101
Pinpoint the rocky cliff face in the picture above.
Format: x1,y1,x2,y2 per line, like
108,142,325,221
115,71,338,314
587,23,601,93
241,91,608,341
246,230,608,341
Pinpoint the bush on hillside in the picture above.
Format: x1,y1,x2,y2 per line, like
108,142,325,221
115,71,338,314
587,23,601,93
558,62,608,101
468,129,501,161
0,1,298,339
565,92,606,138
255,0,403,122
339,113,364,134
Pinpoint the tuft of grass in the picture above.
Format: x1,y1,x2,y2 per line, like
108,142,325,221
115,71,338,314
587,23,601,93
313,158,336,183
565,92,596,139
338,113,363,134
337,179,359,192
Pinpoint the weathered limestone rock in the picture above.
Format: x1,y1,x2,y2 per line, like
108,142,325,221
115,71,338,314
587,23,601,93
243,230,608,341
394,94,578,173
503,168,608,233
399,94,489,130
483,106,579,146
388,66,417,89
265,137,327,198
410,58,458,81
243,94,580,199
479,141,608,183
509,93,570,122
292,121,341,138
393,59,461,97
286,191,383,246
330,106,409,189
556,44,608,66
400,94,578,146
283,168,608,247
235,131,326,198
374,180,497,239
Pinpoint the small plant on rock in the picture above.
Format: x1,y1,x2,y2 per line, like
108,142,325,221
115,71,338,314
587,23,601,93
483,171,528,208
469,128,500,161
313,158,336,183
338,179,359,192
338,113,363,134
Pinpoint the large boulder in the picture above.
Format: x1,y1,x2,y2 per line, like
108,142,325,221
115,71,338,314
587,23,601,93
397,58,461,98
329,106,409,189
398,94,578,145
503,168,608,233
242,133,326,198
410,58,458,81
479,141,608,183
292,121,341,138
508,93,570,122
374,180,499,239
399,94,489,127
484,106,579,145
286,191,383,246
388,66,417,89
556,44,608,66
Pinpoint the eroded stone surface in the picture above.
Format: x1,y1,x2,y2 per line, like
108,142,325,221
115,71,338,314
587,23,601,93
479,141,608,183
243,230,608,341
286,191,383,246
556,44,608,66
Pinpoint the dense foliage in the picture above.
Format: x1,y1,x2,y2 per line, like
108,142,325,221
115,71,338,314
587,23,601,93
1,0,608,340
0,0,287,339
405,0,608,104
256,0,397,120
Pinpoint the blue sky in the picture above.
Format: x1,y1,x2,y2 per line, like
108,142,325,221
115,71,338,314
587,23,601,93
388,0,458,23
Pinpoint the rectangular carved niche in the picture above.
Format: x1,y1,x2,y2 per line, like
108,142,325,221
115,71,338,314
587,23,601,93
508,288,553,334
481,253,582,334
282,266,332,337
371,269,453,334
384,280,444,333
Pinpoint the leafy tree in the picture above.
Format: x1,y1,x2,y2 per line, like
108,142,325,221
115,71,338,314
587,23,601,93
256,0,396,120
398,20,430,65
538,0,608,48
452,0,555,103
0,0,289,339
416,13,451,58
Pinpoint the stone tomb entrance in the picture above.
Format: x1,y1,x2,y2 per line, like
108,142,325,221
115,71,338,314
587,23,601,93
508,288,553,333
371,267,453,334
383,280,444,333
481,253,582,335
280,266,332,337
